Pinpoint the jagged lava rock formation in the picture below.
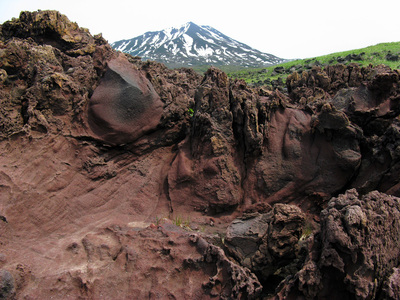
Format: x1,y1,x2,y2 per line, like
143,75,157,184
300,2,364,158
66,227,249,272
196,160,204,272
0,10,400,299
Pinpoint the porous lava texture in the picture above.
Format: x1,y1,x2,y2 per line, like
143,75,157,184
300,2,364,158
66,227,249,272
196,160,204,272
1,10,400,299
274,189,400,300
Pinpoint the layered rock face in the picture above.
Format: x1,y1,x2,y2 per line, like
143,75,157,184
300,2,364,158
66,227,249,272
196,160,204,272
1,10,400,299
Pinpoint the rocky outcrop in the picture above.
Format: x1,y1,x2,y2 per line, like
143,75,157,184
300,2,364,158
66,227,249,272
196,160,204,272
1,10,400,299
274,189,400,299
1,10,99,56
319,190,400,299
0,10,115,141
225,204,305,292
168,68,245,214
189,233,262,299
286,64,400,202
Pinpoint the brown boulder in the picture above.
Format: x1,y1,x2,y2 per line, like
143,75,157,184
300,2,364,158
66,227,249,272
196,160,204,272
87,55,164,145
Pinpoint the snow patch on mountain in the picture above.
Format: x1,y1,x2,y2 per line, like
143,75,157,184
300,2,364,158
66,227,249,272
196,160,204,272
111,22,284,68
196,46,213,57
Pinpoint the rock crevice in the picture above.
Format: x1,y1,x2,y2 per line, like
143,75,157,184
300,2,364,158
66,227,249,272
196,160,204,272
1,10,400,299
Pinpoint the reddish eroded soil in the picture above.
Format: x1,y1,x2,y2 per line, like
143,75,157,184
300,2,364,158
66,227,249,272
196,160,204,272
1,10,400,299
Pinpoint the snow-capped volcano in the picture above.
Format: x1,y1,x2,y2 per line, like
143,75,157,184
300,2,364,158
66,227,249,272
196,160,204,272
111,22,284,68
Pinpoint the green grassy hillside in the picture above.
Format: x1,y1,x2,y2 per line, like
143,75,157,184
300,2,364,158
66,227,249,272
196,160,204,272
227,41,400,87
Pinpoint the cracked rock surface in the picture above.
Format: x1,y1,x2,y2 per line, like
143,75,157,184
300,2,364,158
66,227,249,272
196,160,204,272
1,10,400,299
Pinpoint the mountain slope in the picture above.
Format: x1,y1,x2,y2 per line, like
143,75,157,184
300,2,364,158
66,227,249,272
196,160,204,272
111,22,284,68
228,41,400,87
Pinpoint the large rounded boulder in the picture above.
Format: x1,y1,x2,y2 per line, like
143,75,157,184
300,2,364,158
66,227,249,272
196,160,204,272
88,55,164,145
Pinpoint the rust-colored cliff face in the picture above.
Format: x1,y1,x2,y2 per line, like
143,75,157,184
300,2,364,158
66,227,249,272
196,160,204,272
1,10,400,299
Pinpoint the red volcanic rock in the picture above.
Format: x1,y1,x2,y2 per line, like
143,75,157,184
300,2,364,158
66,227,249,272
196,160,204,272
1,222,261,299
88,55,164,145
168,68,244,214
243,104,362,210
2,9,400,299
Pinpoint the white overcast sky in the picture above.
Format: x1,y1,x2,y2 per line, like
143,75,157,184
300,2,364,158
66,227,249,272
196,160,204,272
0,0,399,59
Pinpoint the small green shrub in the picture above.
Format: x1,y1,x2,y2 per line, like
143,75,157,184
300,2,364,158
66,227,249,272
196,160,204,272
173,215,191,228
155,216,162,226
300,221,314,241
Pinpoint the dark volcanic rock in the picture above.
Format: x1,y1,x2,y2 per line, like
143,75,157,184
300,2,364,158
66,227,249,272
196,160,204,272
0,269,15,299
88,55,164,145
1,10,98,56
381,267,400,300
285,64,400,201
225,204,305,284
189,234,262,299
319,190,400,299
275,189,400,299
0,10,115,140
386,53,399,62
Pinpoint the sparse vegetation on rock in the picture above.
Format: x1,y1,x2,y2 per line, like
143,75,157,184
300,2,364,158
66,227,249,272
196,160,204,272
1,10,400,299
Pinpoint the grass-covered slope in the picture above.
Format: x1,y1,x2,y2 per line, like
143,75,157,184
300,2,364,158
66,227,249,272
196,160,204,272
227,41,400,87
